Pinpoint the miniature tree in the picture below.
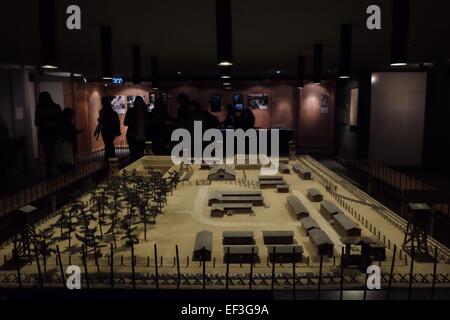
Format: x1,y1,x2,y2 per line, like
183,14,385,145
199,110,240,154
105,179,124,248
35,227,56,273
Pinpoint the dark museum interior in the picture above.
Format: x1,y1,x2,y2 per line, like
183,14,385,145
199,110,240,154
1,0,450,303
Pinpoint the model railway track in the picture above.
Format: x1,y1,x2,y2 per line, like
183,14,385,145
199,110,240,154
296,156,450,263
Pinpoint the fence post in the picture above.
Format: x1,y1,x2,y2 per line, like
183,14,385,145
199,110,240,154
271,247,276,291
202,246,206,290
225,247,230,290
340,247,345,300
386,245,397,300
13,249,22,289
431,247,438,300
408,245,415,300
110,243,114,289
34,244,44,288
249,247,255,290
176,245,181,290
131,244,136,289
56,245,65,288
81,245,90,289
154,244,159,290
292,247,296,300
317,254,324,300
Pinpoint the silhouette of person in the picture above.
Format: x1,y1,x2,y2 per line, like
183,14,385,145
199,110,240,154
35,91,62,177
176,93,190,122
97,96,121,161
237,108,256,130
58,108,83,171
124,96,148,161
222,104,238,129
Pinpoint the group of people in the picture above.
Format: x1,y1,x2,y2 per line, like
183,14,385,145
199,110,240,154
35,92,83,177
35,91,257,176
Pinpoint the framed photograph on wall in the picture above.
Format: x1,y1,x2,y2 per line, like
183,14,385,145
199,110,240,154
320,95,329,114
210,94,222,112
248,94,269,110
349,87,359,127
232,94,244,111
111,95,126,114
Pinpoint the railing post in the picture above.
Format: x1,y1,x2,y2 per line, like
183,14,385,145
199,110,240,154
317,254,324,300
176,245,181,290
56,245,65,288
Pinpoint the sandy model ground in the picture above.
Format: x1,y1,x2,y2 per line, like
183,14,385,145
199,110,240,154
0,156,449,289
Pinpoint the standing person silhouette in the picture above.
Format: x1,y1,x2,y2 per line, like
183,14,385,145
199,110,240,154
96,96,121,161
124,96,148,161
35,92,62,177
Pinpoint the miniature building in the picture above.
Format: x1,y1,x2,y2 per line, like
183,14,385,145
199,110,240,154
276,184,290,193
292,163,311,180
287,195,309,219
207,165,236,181
307,188,323,202
192,230,213,261
308,228,334,257
180,171,193,181
279,163,290,174
223,231,255,245
223,245,259,263
208,194,264,206
300,216,320,233
210,203,253,217
267,245,303,263
332,213,361,237
258,175,286,189
341,236,386,268
262,230,294,245
320,200,341,220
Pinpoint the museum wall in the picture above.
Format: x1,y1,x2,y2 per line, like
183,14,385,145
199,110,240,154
298,82,335,150
369,72,427,167
75,80,335,153
334,73,371,161
422,65,450,174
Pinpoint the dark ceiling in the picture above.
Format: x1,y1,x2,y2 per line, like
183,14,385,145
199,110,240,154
1,0,450,79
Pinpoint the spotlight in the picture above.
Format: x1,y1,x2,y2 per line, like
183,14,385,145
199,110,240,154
390,62,407,66
41,65,58,69
223,82,231,86
218,61,233,66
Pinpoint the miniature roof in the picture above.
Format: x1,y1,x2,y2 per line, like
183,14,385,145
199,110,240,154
259,175,284,180
309,228,333,246
333,213,360,231
266,245,304,254
300,216,320,230
262,230,294,237
211,203,253,211
208,165,235,176
321,200,340,214
223,245,259,254
308,188,322,197
223,231,254,238
287,195,309,215
194,230,213,251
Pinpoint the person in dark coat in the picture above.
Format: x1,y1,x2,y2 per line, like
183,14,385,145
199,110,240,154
58,108,83,171
236,108,256,131
97,96,121,161
176,93,190,123
35,91,62,177
124,96,148,161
